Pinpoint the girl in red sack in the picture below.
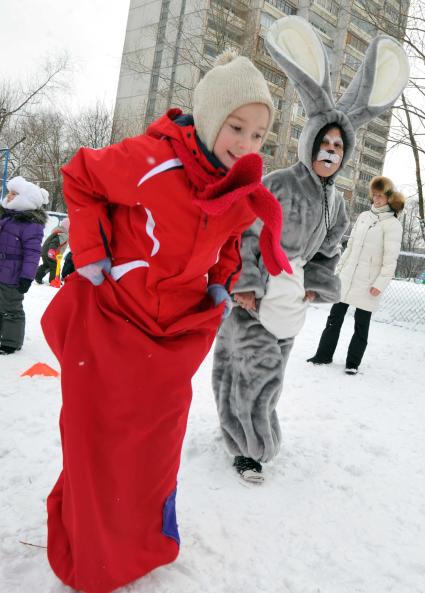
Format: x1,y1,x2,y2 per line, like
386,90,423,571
41,50,291,593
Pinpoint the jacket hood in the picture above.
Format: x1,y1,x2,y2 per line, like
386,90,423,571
146,109,193,144
146,109,226,176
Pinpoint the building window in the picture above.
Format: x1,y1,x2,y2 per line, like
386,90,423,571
291,125,302,139
260,12,277,30
296,103,306,118
367,122,388,138
362,155,383,170
345,52,362,70
207,18,243,43
364,141,385,156
309,11,334,39
384,1,402,22
339,74,352,90
351,13,376,36
287,150,298,164
256,63,286,87
359,171,374,182
262,143,277,156
204,41,218,57
266,0,296,15
343,166,354,179
346,31,368,53
313,0,339,16
271,93,283,110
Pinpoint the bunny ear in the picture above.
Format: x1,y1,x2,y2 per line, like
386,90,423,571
265,16,335,117
336,35,410,130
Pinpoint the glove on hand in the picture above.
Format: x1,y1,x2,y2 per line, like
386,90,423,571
47,248,57,260
208,284,232,320
17,278,32,294
77,257,111,286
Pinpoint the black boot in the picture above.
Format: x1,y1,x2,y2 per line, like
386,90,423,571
0,345,17,355
233,456,264,483
307,355,332,364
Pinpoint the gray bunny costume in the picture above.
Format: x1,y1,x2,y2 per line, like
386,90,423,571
212,16,409,471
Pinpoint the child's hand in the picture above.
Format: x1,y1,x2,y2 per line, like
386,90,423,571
17,278,32,294
369,287,381,296
208,284,233,319
77,258,111,286
303,290,316,302
233,291,256,311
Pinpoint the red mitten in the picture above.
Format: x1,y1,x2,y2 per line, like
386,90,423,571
48,249,58,260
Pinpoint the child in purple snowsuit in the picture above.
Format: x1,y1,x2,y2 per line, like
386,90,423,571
0,176,48,354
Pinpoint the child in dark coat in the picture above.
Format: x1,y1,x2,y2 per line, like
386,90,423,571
0,176,48,353
35,217,69,284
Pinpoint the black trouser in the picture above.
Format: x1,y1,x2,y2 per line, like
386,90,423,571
0,282,25,349
35,257,57,283
313,302,372,369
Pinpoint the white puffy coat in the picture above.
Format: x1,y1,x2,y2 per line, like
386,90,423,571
337,206,402,312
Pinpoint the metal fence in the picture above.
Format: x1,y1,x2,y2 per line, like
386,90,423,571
344,251,425,331
374,278,425,330
372,252,425,329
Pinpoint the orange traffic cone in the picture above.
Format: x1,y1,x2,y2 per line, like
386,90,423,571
50,253,63,288
21,363,60,378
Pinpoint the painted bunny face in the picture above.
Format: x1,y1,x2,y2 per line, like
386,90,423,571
312,127,344,178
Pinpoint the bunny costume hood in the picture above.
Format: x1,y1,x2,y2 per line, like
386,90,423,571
266,16,409,175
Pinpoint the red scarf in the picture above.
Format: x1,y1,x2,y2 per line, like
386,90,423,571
170,138,292,276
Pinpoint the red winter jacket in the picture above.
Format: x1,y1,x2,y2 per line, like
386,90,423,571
62,110,258,327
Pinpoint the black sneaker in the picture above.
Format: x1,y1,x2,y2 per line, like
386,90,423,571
307,356,332,365
233,456,264,483
0,345,17,355
345,367,358,375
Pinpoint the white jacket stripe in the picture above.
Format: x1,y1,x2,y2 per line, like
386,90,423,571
137,158,183,187
144,207,160,256
111,260,149,281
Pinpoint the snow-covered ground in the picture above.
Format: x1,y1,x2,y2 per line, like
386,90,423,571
1,284,424,593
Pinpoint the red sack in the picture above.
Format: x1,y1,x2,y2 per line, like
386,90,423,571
41,272,222,593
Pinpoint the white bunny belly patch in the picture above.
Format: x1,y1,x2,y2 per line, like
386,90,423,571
259,257,307,340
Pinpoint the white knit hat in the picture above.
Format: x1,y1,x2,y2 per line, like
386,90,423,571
193,50,275,151
4,176,49,211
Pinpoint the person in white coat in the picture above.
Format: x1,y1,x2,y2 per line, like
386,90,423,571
307,176,405,374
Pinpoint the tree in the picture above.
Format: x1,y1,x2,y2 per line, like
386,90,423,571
352,0,425,243
67,101,113,149
0,56,68,188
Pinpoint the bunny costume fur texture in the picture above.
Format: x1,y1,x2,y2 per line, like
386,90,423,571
213,16,409,464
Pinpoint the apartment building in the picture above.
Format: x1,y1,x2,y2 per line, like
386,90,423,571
113,0,409,218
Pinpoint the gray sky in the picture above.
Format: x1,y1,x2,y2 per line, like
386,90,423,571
0,0,420,192
1,0,130,110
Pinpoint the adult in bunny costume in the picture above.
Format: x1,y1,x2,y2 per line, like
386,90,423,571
212,16,410,482
0,176,48,353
